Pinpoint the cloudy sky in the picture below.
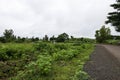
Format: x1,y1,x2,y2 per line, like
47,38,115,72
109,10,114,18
0,0,119,38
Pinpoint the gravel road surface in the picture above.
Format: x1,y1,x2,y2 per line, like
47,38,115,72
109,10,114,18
84,44,120,80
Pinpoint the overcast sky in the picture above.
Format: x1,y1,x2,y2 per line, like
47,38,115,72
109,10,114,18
0,0,119,38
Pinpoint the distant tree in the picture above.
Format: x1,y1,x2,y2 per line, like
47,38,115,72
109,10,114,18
34,37,39,41
95,25,111,43
50,35,56,41
70,36,74,40
25,37,31,43
106,0,120,32
31,37,39,42
0,37,5,43
80,37,84,41
31,37,35,42
21,37,26,42
56,33,69,42
3,29,16,42
43,35,49,41
15,36,22,43
16,36,31,43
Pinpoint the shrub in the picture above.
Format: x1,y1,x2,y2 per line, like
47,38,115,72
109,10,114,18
0,43,34,61
53,49,79,61
34,42,48,51
10,55,52,80
34,42,58,55
73,70,90,80
73,42,82,46
54,43,68,50
105,40,120,45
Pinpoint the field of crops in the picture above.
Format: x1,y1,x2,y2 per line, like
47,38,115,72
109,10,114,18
0,42,94,80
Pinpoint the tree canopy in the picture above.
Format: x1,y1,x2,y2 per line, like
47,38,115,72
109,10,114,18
106,0,120,32
3,29,16,42
95,25,111,43
56,33,69,42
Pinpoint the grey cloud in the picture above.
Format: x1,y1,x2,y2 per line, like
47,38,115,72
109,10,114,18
0,0,117,38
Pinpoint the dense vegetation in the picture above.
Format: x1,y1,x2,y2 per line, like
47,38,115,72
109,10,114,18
95,0,120,44
0,28,95,80
0,29,77,43
0,29,95,80
95,25,120,44
95,25,111,43
0,41,94,80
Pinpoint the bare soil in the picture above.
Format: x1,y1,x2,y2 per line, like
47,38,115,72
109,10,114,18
84,44,120,80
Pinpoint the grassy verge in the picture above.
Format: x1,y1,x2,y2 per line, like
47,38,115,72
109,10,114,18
52,45,94,80
105,40,120,45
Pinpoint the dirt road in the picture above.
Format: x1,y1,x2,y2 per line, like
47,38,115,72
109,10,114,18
84,44,120,80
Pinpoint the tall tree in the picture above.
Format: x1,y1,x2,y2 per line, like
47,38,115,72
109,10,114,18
43,35,49,41
106,0,120,32
3,29,15,42
95,25,111,43
50,35,56,41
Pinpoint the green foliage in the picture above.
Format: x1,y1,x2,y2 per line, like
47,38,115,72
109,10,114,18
73,71,90,80
0,43,34,61
34,42,57,55
110,35,120,40
0,43,36,79
73,42,82,46
10,55,52,80
50,35,56,42
3,29,16,42
0,42,94,80
26,55,52,75
73,45,94,80
105,40,120,45
95,25,111,43
53,49,78,60
0,29,41,43
34,42,48,51
0,47,18,60
69,38,95,44
56,33,69,42
43,35,49,41
54,43,68,50
0,37,5,43
106,0,120,32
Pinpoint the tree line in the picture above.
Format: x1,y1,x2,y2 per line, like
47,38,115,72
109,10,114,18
0,29,95,43
0,29,70,43
0,29,39,43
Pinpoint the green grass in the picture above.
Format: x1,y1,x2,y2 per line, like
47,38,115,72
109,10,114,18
105,40,120,45
0,42,94,80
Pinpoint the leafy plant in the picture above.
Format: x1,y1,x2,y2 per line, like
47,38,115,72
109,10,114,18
10,55,52,80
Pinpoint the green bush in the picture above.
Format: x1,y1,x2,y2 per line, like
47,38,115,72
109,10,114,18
0,43,34,61
0,42,94,80
54,43,68,50
73,42,82,46
73,70,90,80
73,60,91,80
105,40,120,45
53,49,79,61
10,55,52,80
34,42,58,55
0,47,19,60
